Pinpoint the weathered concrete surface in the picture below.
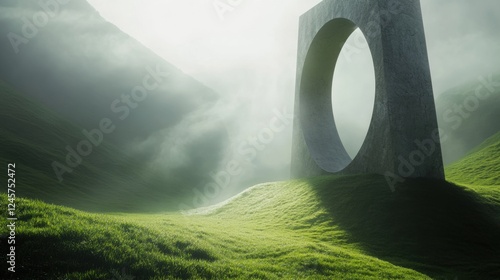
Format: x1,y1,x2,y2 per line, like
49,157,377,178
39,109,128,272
291,0,445,180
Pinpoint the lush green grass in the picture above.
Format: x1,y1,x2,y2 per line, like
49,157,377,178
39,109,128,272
445,131,500,226
0,181,426,279
1,77,499,279
2,173,499,279
446,131,500,187
0,94,500,279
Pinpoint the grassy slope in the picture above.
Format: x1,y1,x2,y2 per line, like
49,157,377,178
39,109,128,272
2,173,499,279
446,131,500,214
1,80,499,279
446,131,500,186
1,108,499,279
0,80,187,212
0,180,424,280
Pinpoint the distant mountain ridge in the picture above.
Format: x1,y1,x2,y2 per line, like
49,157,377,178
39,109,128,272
0,0,231,209
0,79,192,211
435,73,500,164
0,0,219,145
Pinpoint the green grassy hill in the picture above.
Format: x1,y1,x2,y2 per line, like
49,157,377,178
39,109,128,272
0,80,188,212
1,79,499,279
446,131,500,211
446,131,500,186
2,173,499,279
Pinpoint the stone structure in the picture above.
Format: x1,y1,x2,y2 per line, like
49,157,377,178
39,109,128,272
291,0,444,180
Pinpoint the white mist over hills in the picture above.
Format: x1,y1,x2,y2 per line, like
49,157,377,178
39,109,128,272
86,0,500,194
1,0,499,206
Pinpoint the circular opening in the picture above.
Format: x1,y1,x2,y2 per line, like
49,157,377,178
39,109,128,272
299,18,376,173
331,28,375,159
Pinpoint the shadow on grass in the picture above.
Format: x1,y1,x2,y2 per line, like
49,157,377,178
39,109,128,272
308,174,500,279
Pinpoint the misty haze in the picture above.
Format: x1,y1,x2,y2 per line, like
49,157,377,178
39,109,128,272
0,0,499,279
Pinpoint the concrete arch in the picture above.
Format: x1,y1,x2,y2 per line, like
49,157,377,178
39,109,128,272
291,0,444,180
